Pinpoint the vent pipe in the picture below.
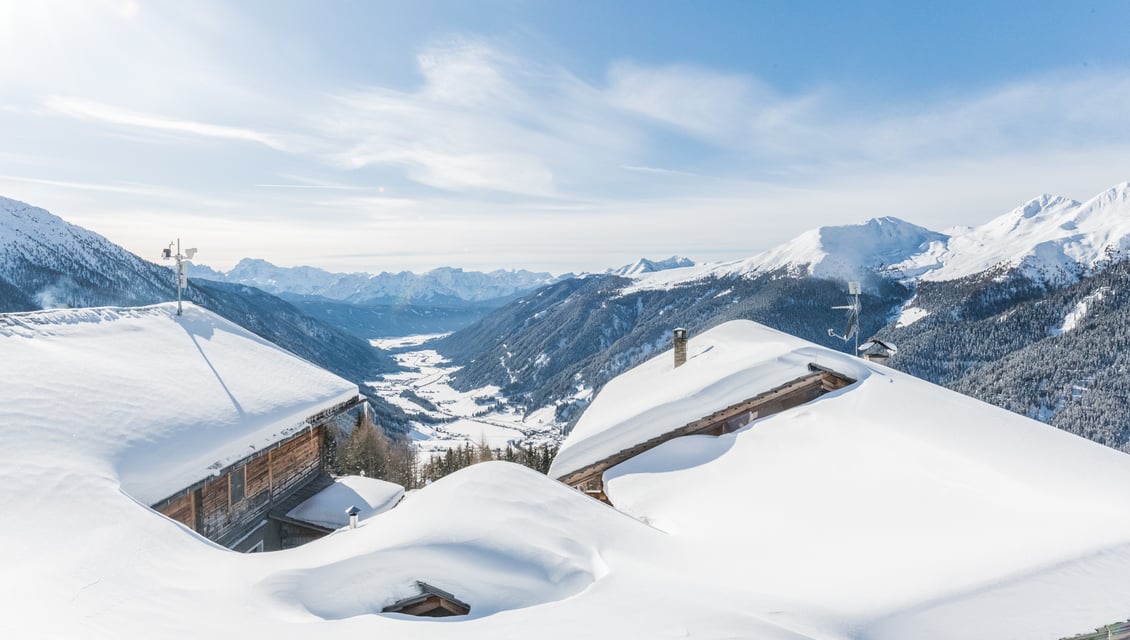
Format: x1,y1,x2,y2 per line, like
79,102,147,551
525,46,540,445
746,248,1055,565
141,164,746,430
673,328,688,368
346,505,361,530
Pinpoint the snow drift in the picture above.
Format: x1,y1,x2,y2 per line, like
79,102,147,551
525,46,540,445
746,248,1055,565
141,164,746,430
3,308,1130,639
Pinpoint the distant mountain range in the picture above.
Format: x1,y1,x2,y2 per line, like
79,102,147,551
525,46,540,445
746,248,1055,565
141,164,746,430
604,256,694,277
437,181,1130,453
621,183,1130,292
189,258,560,305
188,255,697,338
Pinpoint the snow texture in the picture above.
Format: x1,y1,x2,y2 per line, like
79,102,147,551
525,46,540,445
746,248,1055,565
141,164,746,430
4,309,1130,640
549,320,868,479
0,302,358,504
286,476,404,529
558,320,1130,638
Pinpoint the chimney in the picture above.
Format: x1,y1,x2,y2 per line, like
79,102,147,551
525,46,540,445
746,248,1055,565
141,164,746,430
673,328,688,368
346,505,361,530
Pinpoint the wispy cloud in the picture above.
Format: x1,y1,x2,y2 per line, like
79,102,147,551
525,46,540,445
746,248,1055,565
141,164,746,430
44,96,294,151
0,174,176,197
7,12,1130,273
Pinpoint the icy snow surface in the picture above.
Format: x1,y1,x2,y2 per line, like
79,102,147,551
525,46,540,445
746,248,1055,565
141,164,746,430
286,475,404,529
549,321,867,479
557,320,1130,639
4,310,1130,639
0,303,358,504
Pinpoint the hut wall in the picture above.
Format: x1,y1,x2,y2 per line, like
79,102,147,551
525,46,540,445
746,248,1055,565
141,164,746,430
156,424,326,548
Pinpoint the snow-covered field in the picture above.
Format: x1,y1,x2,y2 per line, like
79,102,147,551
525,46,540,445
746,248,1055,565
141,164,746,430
369,336,563,453
4,308,1130,640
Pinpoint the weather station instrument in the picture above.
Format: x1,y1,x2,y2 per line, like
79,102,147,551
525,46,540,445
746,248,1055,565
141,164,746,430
828,281,861,356
161,239,197,316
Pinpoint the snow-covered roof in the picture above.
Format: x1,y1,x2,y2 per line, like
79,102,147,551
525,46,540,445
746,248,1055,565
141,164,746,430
859,338,897,354
0,302,359,504
549,320,868,480
286,475,404,530
4,310,1130,640
551,318,1130,638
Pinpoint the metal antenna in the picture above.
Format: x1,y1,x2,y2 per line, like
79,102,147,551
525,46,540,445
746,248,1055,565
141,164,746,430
828,281,861,356
160,239,198,316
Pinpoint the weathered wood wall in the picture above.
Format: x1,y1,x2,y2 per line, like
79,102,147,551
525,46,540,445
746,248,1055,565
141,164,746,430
156,424,326,547
160,492,194,530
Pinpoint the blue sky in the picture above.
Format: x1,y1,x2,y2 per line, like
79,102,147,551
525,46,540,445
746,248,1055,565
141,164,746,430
2,1,1129,274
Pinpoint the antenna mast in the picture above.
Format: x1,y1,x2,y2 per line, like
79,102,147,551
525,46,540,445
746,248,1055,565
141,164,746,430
828,281,861,356
161,239,198,316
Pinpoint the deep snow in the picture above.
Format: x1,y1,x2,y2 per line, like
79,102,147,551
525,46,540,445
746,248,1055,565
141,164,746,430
286,475,405,530
3,309,1129,639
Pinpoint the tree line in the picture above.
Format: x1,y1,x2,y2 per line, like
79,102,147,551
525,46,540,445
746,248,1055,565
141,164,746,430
325,413,560,489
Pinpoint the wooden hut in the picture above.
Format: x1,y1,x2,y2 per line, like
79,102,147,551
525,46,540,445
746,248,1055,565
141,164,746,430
150,399,364,552
858,338,898,363
383,581,471,617
550,323,857,504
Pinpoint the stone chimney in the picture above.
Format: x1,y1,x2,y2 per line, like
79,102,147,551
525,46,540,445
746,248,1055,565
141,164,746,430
673,328,688,368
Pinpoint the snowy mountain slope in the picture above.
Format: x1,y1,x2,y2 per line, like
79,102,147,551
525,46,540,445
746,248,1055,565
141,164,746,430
621,181,1130,292
0,195,398,387
193,257,558,305
560,320,1130,638
439,180,1130,443
625,217,946,292
437,272,909,425
0,195,174,309
605,255,694,276
880,257,1130,452
895,183,1130,283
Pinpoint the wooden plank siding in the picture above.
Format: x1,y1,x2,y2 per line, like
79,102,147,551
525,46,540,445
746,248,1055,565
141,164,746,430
161,493,194,530
557,365,854,503
152,395,363,548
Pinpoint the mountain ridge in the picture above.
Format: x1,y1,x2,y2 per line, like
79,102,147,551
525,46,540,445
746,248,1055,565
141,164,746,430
189,257,559,305
437,180,1130,453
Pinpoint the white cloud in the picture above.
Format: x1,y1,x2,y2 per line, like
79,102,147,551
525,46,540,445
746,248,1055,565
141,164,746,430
44,97,294,151
5,16,1130,273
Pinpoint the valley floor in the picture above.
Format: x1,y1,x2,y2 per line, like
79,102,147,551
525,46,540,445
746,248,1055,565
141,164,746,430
369,335,564,454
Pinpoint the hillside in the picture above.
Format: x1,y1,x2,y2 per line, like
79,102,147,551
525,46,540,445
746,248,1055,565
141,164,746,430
437,181,1130,449
438,272,909,424
0,196,400,409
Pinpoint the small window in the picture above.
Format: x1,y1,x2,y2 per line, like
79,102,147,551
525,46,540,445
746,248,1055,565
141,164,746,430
230,466,245,505
245,540,264,553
